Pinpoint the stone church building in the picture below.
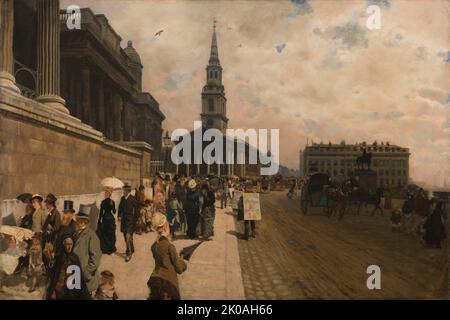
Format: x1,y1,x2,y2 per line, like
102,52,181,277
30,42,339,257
176,23,261,178
0,0,165,205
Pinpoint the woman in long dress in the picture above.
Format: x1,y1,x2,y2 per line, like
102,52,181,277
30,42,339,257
97,188,117,254
423,202,446,248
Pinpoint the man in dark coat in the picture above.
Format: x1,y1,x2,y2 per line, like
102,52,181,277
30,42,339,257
185,179,200,239
118,183,138,262
55,200,77,258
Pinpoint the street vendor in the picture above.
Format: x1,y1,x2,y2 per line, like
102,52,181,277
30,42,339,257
237,189,257,240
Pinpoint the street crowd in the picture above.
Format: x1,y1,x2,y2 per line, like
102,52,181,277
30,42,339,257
0,173,256,300
389,188,447,249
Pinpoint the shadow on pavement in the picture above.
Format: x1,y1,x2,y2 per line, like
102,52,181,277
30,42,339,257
226,230,245,240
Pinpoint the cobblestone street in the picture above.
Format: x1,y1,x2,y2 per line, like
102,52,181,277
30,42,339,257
234,191,447,299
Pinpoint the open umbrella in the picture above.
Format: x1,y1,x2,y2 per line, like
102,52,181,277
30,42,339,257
179,241,204,261
101,176,124,190
16,193,32,203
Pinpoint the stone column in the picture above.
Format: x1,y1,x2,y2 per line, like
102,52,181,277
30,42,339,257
104,87,114,139
0,0,20,93
217,163,220,176
96,78,105,132
80,61,91,124
113,93,123,141
36,0,68,114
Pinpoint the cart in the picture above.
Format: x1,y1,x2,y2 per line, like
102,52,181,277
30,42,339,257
300,173,330,215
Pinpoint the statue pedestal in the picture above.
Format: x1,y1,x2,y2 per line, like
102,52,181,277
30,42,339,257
354,169,378,193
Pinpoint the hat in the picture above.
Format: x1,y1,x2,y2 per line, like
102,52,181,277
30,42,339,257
151,212,167,230
100,270,115,281
188,179,197,189
44,193,57,205
31,194,43,202
63,200,75,213
123,183,132,191
62,235,74,244
76,204,91,221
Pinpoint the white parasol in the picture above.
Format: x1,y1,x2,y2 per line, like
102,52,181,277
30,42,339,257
100,176,124,190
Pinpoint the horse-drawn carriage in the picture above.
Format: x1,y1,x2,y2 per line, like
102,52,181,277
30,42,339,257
300,173,331,215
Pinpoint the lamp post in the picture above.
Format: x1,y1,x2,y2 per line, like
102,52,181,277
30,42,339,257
163,130,172,173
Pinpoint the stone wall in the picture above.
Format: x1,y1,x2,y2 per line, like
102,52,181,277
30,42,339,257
0,114,143,203
0,88,152,223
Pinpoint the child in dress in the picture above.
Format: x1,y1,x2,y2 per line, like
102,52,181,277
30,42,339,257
143,199,153,233
95,270,119,300
27,235,44,292
390,207,402,232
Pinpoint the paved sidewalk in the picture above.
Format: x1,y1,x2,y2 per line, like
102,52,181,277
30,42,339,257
179,204,245,299
99,202,245,300
0,202,244,300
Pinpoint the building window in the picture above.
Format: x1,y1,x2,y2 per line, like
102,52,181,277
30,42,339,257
207,119,214,127
208,98,214,111
215,71,218,78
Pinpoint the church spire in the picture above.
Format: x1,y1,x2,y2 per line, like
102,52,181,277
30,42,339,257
209,18,220,66
201,18,228,132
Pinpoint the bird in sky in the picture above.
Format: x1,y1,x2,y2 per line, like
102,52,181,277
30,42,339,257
155,30,164,37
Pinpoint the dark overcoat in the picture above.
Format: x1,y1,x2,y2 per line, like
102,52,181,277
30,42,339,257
118,195,138,234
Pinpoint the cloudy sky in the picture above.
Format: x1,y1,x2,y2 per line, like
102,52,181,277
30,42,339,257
61,0,449,186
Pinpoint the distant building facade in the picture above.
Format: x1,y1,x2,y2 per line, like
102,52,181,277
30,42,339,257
300,141,410,188
59,9,165,154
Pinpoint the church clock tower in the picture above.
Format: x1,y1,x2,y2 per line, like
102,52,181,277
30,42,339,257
201,21,228,133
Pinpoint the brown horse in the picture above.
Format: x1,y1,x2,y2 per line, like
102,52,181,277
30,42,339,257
325,182,352,220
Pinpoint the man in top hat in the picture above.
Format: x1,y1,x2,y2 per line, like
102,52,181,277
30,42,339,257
42,193,61,271
73,204,102,295
31,194,47,234
55,200,77,258
118,183,138,262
